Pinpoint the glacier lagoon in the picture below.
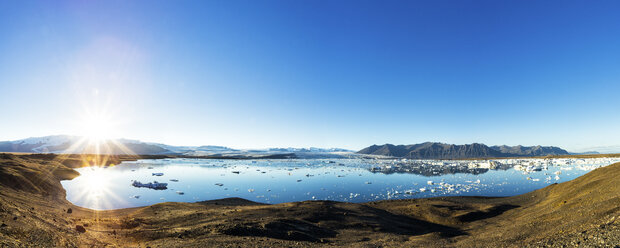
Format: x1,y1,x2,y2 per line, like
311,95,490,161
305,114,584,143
61,157,620,210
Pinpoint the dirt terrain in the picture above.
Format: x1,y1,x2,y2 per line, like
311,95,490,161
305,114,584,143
0,153,618,247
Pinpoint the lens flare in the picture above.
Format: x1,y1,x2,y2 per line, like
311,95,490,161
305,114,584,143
79,110,115,143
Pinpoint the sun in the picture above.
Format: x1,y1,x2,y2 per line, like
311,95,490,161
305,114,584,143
71,102,136,156
79,110,116,143
66,89,138,158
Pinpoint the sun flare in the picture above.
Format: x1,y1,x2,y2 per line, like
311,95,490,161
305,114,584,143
79,110,116,143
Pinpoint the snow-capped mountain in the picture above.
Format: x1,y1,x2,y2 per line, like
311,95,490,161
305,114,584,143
0,135,353,158
4,135,82,153
267,147,352,153
0,135,174,155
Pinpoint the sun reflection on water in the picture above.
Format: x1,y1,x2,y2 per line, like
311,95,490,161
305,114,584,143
71,166,126,210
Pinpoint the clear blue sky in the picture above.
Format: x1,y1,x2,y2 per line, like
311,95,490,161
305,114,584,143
1,0,620,152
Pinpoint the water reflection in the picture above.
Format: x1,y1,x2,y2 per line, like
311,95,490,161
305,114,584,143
365,158,617,176
370,164,496,176
61,157,620,210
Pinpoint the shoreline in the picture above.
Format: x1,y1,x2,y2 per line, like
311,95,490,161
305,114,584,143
63,154,620,211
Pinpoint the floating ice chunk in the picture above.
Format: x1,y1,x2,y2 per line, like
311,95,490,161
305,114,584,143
248,189,255,193
419,187,426,192
349,193,360,198
132,181,168,190
427,181,433,185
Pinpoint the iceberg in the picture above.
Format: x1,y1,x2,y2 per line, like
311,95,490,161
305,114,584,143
131,181,168,190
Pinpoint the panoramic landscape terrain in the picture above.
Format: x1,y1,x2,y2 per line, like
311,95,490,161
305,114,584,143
1,152,619,247
2,0,620,247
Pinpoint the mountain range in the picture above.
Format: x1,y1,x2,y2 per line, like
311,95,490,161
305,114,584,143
357,142,570,159
0,136,590,159
0,135,352,157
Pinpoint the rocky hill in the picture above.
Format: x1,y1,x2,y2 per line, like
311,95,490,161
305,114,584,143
490,145,569,156
358,142,569,159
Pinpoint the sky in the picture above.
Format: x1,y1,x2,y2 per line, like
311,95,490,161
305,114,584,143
1,0,620,152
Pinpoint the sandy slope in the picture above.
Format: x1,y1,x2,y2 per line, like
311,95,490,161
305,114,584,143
0,153,618,247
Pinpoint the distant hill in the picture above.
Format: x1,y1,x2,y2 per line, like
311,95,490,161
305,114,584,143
267,147,352,153
490,145,570,156
358,142,569,159
569,151,600,155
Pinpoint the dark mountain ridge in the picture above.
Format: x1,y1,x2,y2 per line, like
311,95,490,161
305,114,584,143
490,145,569,156
358,142,569,159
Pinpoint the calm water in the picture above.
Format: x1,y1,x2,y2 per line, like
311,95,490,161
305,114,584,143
61,158,619,210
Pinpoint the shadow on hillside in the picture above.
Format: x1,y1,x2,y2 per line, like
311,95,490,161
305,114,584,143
219,201,466,242
457,204,520,222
